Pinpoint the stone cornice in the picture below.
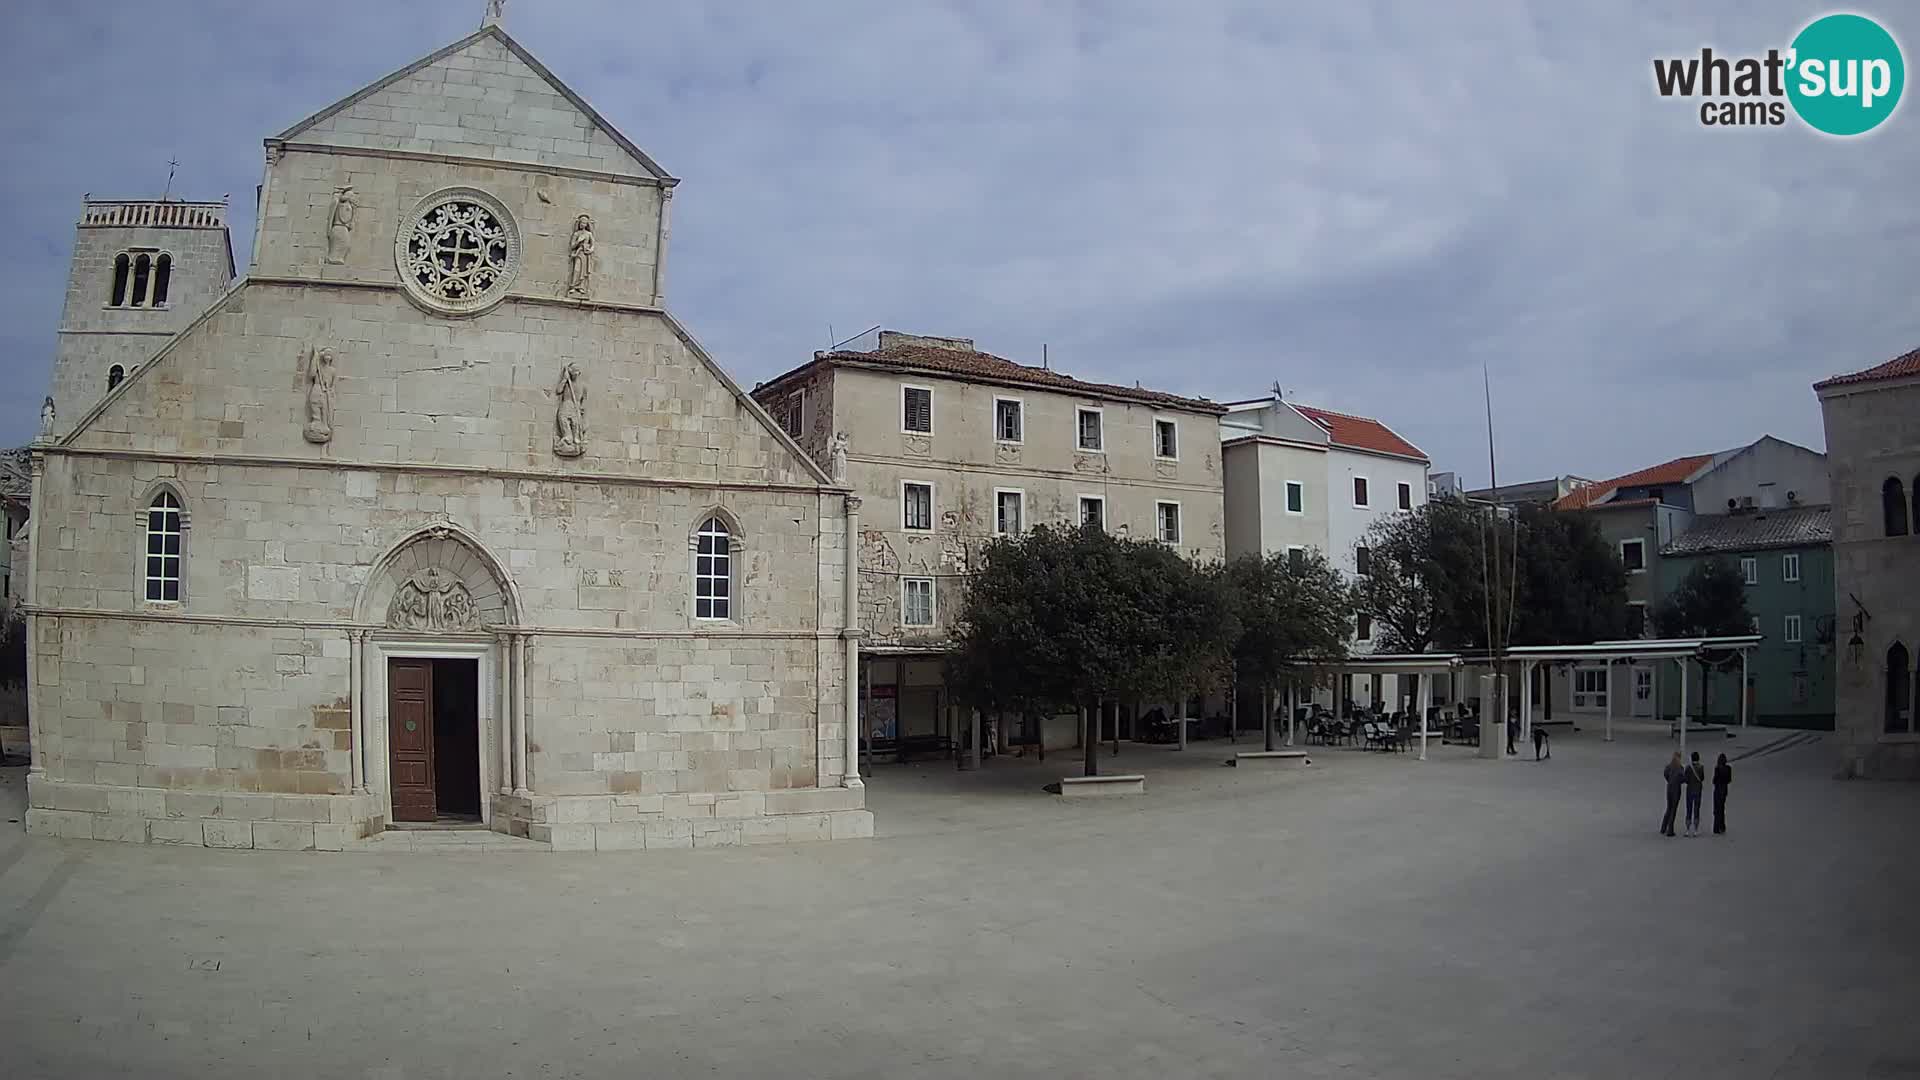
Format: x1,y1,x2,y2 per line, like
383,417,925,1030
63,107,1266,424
25,605,835,640
267,140,676,190
46,445,832,496
845,452,1224,497
244,274,669,318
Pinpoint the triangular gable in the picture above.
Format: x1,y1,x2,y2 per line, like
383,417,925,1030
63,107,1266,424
274,26,672,182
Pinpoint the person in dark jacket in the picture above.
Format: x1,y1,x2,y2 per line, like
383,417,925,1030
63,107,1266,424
1532,723,1551,761
1661,752,1685,837
1712,753,1732,834
1684,751,1707,836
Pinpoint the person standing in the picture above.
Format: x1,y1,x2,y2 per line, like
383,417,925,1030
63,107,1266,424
1661,752,1685,837
1532,723,1551,761
1684,751,1707,836
1712,753,1733,835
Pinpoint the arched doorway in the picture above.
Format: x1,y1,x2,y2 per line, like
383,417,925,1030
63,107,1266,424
355,524,522,825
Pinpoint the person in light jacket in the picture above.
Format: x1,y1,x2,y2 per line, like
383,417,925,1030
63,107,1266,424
1712,753,1733,835
1684,751,1707,836
1661,752,1685,837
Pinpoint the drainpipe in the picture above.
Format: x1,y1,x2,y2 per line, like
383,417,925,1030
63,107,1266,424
843,494,863,788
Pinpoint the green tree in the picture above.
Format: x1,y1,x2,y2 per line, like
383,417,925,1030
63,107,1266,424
947,525,1236,776
1511,507,1631,645
1226,549,1353,749
1654,556,1754,720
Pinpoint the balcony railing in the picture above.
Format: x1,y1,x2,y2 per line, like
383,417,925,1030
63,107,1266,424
80,199,227,229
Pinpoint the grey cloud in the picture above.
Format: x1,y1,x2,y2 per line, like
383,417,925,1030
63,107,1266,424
3,0,1913,484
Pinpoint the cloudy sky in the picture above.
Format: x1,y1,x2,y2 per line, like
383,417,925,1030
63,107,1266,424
3,0,1914,484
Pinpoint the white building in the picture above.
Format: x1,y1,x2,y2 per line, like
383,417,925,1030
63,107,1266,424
1220,394,1431,710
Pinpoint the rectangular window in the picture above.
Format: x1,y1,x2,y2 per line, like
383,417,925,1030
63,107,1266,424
1154,418,1178,459
1077,407,1104,452
781,392,804,438
1782,553,1801,582
994,398,1023,443
1783,614,1802,643
1352,477,1369,507
1287,546,1306,574
1355,545,1371,576
995,489,1024,536
1079,496,1105,532
1627,602,1647,638
1355,612,1372,642
901,578,935,627
1156,501,1181,544
1285,481,1304,514
1620,539,1645,572
1397,482,1412,510
1573,667,1609,710
901,385,932,434
902,482,933,531
1741,557,1758,585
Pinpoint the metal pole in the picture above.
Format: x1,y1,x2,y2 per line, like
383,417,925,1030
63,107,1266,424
1284,681,1296,747
1418,671,1430,761
1262,685,1273,752
1740,650,1749,731
1678,657,1688,759
1604,659,1614,743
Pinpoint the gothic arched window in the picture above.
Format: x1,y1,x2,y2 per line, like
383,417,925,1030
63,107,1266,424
1884,476,1909,538
144,490,184,603
693,516,734,621
152,253,172,306
1888,641,1912,734
110,253,130,306
129,254,152,308
108,365,125,390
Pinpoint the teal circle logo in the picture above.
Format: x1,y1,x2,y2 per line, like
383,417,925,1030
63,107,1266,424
1787,13,1904,135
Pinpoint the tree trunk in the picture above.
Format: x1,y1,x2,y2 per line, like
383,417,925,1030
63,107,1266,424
1082,701,1098,777
1263,684,1275,752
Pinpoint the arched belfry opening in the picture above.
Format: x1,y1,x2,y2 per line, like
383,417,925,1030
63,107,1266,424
355,525,523,825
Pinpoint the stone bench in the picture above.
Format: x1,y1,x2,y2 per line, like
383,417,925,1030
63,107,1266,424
1228,750,1311,768
1054,774,1147,798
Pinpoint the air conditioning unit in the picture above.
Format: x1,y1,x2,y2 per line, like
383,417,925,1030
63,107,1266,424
1738,496,1754,509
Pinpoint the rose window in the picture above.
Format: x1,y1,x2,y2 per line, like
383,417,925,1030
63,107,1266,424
394,188,520,316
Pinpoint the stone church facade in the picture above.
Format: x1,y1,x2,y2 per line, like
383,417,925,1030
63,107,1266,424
23,21,869,850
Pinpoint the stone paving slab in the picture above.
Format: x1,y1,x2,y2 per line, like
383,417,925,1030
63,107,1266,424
0,724,1915,1079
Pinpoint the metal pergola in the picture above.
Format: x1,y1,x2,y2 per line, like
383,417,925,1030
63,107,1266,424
1462,635,1766,757
1281,653,1466,760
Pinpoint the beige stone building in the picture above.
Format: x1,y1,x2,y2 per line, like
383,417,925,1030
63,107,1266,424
753,331,1226,754
22,18,869,849
1816,347,1920,779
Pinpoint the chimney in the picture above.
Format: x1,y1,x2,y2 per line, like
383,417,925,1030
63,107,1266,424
876,330,974,353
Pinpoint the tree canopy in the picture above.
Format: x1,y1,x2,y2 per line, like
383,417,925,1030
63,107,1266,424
1654,557,1753,640
1226,548,1354,693
946,525,1236,775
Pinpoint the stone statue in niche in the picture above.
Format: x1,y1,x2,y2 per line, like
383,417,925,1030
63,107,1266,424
39,396,55,438
566,214,595,299
324,186,356,265
828,431,849,483
553,361,588,457
302,345,337,444
388,566,481,632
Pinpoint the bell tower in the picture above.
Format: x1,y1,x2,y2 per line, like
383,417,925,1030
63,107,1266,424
46,196,235,435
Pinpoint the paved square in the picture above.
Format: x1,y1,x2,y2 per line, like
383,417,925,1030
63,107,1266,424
0,724,1914,1079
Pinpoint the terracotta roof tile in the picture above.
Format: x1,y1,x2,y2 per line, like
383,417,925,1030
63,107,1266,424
1815,346,1920,390
786,344,1226,413
1551,454,1715,510
1289,404,1428,462
1662,505,1832,556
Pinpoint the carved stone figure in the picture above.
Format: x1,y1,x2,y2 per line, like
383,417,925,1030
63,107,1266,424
387,566,481,632
553,361,587,457
325,186,356,265
828,431,850,483
303,346,337,444
566,213,595,299
39,396,54,438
